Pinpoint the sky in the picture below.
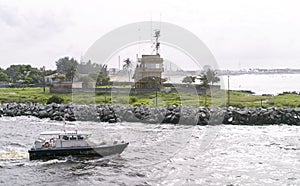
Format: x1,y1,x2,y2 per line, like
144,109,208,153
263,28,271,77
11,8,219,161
0,0,300,70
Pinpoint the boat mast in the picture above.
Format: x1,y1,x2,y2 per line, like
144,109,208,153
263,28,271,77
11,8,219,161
62,116,66,132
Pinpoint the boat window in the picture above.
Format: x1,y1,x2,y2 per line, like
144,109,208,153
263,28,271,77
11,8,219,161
38,137,46,141
62,136,69,140
70,136,77,140
77,135,84,140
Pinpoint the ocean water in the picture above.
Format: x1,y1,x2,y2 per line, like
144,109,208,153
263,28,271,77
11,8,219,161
167,73,300,95
0,116,300,185
220,74,300,95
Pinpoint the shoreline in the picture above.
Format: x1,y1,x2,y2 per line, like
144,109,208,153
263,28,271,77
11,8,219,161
1,103,299,126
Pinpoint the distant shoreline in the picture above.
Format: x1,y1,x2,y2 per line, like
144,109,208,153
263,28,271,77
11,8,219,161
218,69,300,76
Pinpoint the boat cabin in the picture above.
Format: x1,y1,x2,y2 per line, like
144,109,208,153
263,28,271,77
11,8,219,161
34,131,91,149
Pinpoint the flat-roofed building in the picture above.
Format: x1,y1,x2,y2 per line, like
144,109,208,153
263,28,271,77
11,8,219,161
133,54,164,89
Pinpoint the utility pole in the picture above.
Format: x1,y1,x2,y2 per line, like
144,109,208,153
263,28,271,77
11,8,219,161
43,66,46,93
204,89,207,107
155,84,158,107
155,77,158,107
118,56,120,71
227,75,230,107
153,77,158,107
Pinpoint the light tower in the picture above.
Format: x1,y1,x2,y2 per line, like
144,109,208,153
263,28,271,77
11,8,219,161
133,29,164,89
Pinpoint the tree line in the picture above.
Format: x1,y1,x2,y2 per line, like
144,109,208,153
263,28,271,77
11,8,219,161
0,57,110,86
0,65,53,85
56,57,110,86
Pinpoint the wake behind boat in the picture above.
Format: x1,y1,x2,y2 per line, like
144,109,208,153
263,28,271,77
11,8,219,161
28,121,128,160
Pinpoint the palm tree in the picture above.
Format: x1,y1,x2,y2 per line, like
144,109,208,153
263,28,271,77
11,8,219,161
123,58,132,82
202,68,220,86
199,74,209,88
182,76,196,84
199,68,220,107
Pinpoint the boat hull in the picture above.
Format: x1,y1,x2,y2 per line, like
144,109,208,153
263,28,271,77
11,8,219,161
28,143,129,160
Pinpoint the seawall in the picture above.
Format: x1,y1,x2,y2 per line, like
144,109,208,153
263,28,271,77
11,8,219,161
0,103,299,125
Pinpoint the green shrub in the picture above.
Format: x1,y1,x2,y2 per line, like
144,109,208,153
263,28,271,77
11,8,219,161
132,100,150,107
129,97,137,104
47,95,64,104
164,101,179,106
229,103,244,108
96,92,104,96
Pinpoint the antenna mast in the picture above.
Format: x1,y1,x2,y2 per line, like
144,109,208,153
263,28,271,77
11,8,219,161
153,29,160,55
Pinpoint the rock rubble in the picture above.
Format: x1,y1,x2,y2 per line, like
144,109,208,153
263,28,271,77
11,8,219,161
0,103,299,125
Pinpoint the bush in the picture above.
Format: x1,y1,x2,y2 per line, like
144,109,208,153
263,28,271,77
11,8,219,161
132,100,150,107
129,97,137,104
229,103,244,108
47,95,64,104
165,101,179,106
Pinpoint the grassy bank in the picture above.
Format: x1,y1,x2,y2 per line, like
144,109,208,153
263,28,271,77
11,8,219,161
0,87,299,108
0,88,72,104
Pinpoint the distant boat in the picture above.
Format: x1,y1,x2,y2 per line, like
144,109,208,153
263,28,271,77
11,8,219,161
28,120,128,160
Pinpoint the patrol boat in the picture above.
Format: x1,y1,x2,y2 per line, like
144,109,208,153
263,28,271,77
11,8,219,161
28,123,128,160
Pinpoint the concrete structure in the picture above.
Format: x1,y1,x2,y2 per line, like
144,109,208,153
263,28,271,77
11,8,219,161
44,73,65,84
133,54,164,89
50,81,83,93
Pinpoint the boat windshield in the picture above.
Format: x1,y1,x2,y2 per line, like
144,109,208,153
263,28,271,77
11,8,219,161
61,135,86,140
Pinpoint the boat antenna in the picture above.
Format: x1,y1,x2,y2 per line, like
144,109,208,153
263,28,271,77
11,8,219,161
61,115,66,132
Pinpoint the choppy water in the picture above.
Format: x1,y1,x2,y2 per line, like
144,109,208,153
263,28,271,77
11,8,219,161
0,116,300,185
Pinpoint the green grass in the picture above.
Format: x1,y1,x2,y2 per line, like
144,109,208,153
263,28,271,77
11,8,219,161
0,87,72,104
271,94,300,108
222,91,300,108
0,87,299,108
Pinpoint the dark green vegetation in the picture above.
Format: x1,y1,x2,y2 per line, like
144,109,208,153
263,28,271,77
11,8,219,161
0,65,49,85
57,57,110,85
0,57,110,87
46,95,64,104
0,87,299,108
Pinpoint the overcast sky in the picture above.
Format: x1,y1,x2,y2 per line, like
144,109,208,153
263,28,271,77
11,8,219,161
0,0,300,70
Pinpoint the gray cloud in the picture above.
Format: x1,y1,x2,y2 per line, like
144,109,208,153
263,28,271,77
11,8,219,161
0,0,300,70
0,3,71,43
0,5,22,26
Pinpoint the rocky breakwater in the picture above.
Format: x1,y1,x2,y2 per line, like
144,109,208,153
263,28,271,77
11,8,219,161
0,103,76,121
0,103,300,125
112,105,224,125
226,107,300,125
